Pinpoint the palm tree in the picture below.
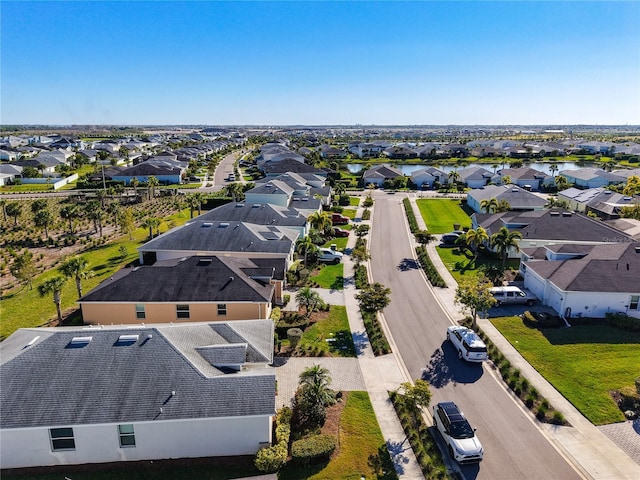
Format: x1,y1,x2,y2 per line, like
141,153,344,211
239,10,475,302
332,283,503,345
555,175,569,191
59,256,93,299
34,209,54,239
130,177,139,199
38,276,67,325
501,175,512,185
147,176,159,200
463,227,489,264
295,286,323,317
448,170,460,190
142,217,160,239
308,211,332,235
60,204,79,234
0,199,7,223
106,202,121,229
224,183,244,202
549,163,558,178
333,182,346,200
298,364,336,409
480,197,499,213
490,226,523,269
84,200,103,236
496,199,511,212
6,202,22,226
296,236,317,267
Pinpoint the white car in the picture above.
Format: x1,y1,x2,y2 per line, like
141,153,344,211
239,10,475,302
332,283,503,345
317,248,343,264
446,325,488,362
433,401,484,463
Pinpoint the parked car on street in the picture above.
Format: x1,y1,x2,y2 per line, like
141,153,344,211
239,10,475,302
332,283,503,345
433,401,484,464
446,325,488,362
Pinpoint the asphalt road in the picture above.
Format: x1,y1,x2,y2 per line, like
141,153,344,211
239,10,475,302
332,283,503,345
369,193,581,480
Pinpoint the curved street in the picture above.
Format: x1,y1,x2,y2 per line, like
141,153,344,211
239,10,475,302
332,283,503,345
368,192,582,480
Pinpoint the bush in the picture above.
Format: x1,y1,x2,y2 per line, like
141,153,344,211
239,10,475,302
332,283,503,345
290,434,337,465
402,198,418,233
361,208,371,220
606,312,640,331
363,195,374,208
254,406,291,473
354,264,369,289
275,311,310,337
415,245,447,288
536,404,548,421
551,411,565,425
270,306,281,322
287,328,303,350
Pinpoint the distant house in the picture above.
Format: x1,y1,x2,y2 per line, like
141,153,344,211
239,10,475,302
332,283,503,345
79,255,285,323
558,168,625,189
13,157,59,176
138,220,299,266
411,166,448,188
0,320,275,468
112,162,185,185
244,180,295,207
0,149,19,161
457,166,494,189
522,242,640,319
255,172,330,206
466,185,547,213
383,145,417,159
261,158,328,177
495,167,550,191
348,142,388,158
559,187,640,220
362,165,403,187
0,163,23,185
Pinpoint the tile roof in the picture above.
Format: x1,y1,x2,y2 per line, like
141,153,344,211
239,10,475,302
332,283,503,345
0,321,275,429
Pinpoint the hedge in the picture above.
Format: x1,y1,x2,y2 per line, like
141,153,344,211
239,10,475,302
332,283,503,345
254,406,291,473
415,246,447,288
291,434,337,465
361,310,391,356
402,198,419,233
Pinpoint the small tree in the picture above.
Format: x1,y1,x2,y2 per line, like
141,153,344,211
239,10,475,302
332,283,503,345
118,208,135,240
296,286,323,317
10,250,37,290
454,275,496,329
34,209,54,239
398,379,432,411
59,256,94,299
6,202,22,226
355,282,391,313
414,229,435,245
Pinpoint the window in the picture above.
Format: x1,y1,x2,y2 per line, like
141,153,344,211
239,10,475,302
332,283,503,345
135,304,146,319
50,428,75,451
217,303,227,316
118,424,136,447
176,304,190,319
630,295,640,311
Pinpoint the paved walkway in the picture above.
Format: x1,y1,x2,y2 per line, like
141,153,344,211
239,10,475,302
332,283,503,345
406,193,640,479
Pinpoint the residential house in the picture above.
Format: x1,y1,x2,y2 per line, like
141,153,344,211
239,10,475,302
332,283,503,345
0,320,275,468
255,172,330,206
521,242,640,319
348,142,388,158
466,185,547,213
362,165,403,187
112,162,185,185
559,168,625,189
13,157,60,176
558,187,640,220
495,167,551,191
79,256,285,324
472,209,634,258
261,158,328,177
457,166,494,189
0,149,19,161
138,221,299,266
411,166,448,188
383,144,417,159
0,163,23,185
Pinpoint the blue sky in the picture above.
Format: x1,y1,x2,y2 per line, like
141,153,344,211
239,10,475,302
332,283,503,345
2,1,639,125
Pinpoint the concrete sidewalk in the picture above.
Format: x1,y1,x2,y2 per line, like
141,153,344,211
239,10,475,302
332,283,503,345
406,193,640,480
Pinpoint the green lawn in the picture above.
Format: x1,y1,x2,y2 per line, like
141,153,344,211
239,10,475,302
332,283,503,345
279,391,397,480
0,209,194,340
300,305,355,357
491,317,640,425
436,246,519,282
310,263,344,290
322,236,348,250
415,199,471,233
0,184,54,193
341,208,357,219
349,196,361,207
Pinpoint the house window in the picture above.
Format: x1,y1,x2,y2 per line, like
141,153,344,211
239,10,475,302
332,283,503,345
630,296,640,311
135,304,146,319
50,427,75,451
176,304,190,319
217,304,227,316
118,424,136,447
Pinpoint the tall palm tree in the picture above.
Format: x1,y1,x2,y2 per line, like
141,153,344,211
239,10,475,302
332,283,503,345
490,226,523,269
549,163,558,178
308,211,332,235
448,170,460,190
555,175,569,191
224,182,244,202
59,256,94,299
480,197,499,213
38,276,67,325
298,364,336,408
463,227,489,264
190,192,205,216
147,176,160,200
106,202,121,229
142,217,160,239
34,209,54,239
60,204,79,234
496,199,511,212
296,236,317,267
84,200,103,236
0,199,7,223
333,182,346,199
130,177,139,199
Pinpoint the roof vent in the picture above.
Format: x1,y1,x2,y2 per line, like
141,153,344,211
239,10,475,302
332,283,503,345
235,203,244,208
25,336,40,349
252,204,261,208
550,211,560,217
562,212,572,217
69,336,92,347
219,223,229,228
604,190,612,195
512,188,519,192
202,222,213,227
635,246,640,254
623,196,632,201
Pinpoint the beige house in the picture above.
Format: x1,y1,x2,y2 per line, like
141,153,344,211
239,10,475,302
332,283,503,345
79,256,286,325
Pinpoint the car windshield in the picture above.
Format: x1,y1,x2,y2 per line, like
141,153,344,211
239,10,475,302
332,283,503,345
449,419,475,439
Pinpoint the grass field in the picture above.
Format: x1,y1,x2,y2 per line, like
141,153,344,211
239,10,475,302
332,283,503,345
437,246,519,282
0,208,194,340
279,391,397,480
491,317,640,425
310,263,344,290
349,196,361,207
415,199,471,233
299,305,355,357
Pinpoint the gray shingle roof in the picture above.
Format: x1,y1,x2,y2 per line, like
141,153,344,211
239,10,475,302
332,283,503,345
468,184,547,209
80,256,281,303
138,221,298,256
0,321,275,429
198,202,307,229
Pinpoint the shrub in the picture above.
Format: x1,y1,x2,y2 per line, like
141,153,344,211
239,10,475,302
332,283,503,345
354,264,369,289
402,198,419,233
287,328,303,350
415,246,447,288
536,404,548,421
254,443,287,473
525,395,536,408
363,195,374,207
606,312,640,331
270,306,281,322
551,411,565,425
283,294,290,306
361,208,371,220
291,434,337,465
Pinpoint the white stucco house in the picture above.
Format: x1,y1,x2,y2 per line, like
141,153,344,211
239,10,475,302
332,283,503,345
0,321,276,469
522,243,640,319
558,168,625,189
411,166,448,188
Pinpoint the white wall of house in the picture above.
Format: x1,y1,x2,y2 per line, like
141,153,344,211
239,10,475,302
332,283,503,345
1,415,272,469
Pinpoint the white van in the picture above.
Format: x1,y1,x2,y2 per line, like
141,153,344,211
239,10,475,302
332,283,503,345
490,286,535,306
